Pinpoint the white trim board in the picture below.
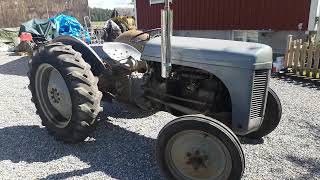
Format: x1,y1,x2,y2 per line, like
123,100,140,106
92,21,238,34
150,0,172,5
308,0,319,31
318,0,320,17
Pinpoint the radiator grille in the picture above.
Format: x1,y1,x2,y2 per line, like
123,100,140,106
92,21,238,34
250,70,269,119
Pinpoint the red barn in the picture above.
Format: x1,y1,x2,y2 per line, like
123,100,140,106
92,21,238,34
135,0,320,54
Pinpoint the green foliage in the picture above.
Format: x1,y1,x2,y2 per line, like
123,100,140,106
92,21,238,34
0,28,19,44
90,8,113,22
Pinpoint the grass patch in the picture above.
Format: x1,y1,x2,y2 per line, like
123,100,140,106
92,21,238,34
91,21,105,29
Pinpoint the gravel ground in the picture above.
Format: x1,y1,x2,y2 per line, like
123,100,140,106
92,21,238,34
0,52,319,180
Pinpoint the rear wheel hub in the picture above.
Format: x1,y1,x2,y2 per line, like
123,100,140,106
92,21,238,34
35,63,72,128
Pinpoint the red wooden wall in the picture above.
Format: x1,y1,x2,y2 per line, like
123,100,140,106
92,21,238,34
136,0,311,31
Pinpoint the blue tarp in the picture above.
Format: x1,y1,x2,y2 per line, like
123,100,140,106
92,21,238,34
50,14,90,43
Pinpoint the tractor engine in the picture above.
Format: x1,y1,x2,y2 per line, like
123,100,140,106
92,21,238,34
143,63,232,120
99,58,232,124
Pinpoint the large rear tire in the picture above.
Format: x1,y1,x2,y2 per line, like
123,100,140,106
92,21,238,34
247,88,282,139
28,42,103,143
157,115,245,180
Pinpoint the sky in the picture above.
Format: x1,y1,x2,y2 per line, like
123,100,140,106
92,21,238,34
88,0,134,9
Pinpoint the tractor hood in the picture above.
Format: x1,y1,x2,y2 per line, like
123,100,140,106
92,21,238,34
141,36,272,69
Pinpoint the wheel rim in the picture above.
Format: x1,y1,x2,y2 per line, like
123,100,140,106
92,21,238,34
165,130,232,180
35,63,72,128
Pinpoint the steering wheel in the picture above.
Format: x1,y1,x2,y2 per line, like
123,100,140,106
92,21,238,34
130,28,162,43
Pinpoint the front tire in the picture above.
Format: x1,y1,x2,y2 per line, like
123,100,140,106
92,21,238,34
157,115,245,180
28,43,103,143
247,88,282,139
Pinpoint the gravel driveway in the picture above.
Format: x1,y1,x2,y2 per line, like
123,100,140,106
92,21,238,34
0,52,319,180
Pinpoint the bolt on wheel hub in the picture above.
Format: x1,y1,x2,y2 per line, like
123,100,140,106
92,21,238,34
49,88,61,103
186,150,209,170
165,130,232,180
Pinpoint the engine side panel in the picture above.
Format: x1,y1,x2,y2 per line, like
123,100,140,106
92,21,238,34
144,64,232,117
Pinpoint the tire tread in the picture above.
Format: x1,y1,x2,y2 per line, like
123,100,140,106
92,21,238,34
28,43,103,143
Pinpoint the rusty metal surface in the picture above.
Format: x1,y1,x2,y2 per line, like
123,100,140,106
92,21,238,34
0,0,88,28
136,0,311,31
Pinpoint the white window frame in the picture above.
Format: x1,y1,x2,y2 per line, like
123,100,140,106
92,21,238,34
232,31,247,42
232,30,259,43
150,0,172,5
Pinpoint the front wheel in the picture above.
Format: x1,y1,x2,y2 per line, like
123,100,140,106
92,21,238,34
28,43,103,143
157,115,245,180
247,88,282,139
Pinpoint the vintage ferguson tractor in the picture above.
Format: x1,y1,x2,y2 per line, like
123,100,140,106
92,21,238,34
28,1,281,179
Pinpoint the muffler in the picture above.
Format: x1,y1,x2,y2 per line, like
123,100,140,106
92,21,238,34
161,0,173,78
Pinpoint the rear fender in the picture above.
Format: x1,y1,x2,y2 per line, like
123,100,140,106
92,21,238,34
100,42,141,61
53,36,111,76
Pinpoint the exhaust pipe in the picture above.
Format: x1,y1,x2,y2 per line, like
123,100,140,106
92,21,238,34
161,0,173,78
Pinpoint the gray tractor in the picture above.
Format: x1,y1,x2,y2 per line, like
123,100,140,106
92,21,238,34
28,1,281,179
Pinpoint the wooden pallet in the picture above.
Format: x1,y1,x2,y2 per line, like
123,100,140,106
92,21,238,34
284,35,320,81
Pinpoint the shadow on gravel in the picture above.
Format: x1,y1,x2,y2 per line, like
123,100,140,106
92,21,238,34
0,56,29,76
238,137,264,145
286,155,320,180
275,76,320,90
0,122,162,180
304,122,320,141
100,101,156,119
102,101,267,146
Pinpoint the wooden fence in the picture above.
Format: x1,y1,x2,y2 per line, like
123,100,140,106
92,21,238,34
284,35,320,79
